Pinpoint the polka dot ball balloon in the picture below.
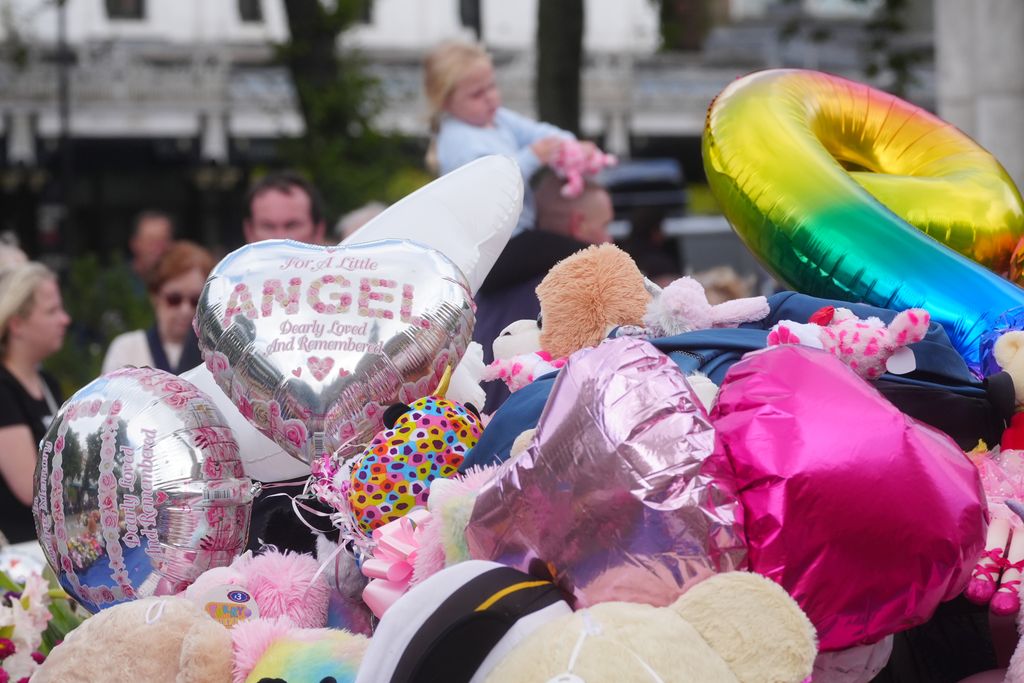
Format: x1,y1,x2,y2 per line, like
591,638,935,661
344,395,482,534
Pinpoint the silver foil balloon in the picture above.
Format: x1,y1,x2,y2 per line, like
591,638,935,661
194,239,475,465
33,367,255,613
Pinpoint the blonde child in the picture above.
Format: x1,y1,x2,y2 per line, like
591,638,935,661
424,40,595,236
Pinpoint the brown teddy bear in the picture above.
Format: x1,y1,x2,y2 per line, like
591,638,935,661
535,243,652,359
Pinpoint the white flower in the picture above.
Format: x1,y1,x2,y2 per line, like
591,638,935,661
20,573,50,610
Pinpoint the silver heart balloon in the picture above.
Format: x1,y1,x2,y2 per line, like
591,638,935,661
195,239,475,466
33,367,255,613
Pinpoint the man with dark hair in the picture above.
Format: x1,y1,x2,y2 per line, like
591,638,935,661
129,210,175,291
243,171,327,244
240,171,328,552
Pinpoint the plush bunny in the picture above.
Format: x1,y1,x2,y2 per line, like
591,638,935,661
643,275,769,337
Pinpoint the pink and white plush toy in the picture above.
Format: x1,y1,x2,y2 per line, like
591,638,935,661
483,319,567,393
642,275,770,337
550,139,617,198
767,305,931,380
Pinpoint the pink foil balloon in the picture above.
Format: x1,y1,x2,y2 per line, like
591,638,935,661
466,337,746,608
703,345,986,651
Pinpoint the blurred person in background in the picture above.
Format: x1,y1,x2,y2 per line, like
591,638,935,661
128,210,175,295
101,241,213,375
473,171,614,412
692,266,758,304
335,201,387,242
423,39,584,237
0,262,70,543
239,172,329,551
244,171,327,245
617,205,682,289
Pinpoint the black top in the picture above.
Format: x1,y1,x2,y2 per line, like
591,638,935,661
0,366,61,544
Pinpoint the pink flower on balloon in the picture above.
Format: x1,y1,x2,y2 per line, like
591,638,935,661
165,391,193,409
205,352,229,375
100,510,119,531
362,403,382,422
281,419,308,450
237,396,254,420
53,435,65,452
98,472,116,491
192,426,219,450
203,459,222,479
160,379,190,395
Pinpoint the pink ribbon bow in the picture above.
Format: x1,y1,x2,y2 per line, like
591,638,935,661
361,508,431,618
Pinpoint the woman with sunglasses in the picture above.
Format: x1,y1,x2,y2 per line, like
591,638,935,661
102,240,213,376
0,261,70,543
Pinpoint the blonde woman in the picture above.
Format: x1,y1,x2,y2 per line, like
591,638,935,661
0,262,70,543
423,39,582,236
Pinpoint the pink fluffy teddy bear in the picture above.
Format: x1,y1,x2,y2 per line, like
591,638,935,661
182,549,331,630
550,139,617,198
767,305,931,380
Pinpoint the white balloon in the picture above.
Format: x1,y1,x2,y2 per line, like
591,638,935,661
180,364,310,482
342,155,523,295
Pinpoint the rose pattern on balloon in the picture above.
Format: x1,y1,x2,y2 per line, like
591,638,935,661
194,240,476,465
33,367,255,613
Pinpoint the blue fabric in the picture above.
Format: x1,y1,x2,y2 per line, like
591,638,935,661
463,292,985,472
437,108,573,236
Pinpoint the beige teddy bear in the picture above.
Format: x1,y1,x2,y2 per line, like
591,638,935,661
32,597,232,683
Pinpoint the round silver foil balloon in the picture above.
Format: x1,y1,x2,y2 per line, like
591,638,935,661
33,367,255,613
194,239,475,465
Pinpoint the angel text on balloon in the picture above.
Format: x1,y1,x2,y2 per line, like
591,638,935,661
222,276,422,328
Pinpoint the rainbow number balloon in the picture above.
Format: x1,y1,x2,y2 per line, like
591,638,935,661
702,69,1024,368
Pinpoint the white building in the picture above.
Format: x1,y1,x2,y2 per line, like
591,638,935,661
0,0,929,251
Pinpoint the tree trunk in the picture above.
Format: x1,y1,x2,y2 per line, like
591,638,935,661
536,0,584,135
280,0,342,126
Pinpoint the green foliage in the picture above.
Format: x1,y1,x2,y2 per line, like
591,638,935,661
44,253,152,398
778,0,926,97
658,0,713,52
277,0,422,222
38,566,89,654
